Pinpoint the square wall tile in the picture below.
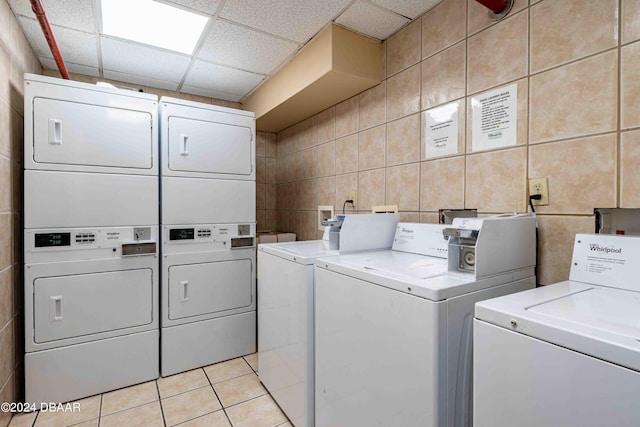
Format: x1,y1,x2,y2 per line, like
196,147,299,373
335,96,358,138
621,41,640,129
531,0,618,73
623,0,640,43
335,134,359,174
256,184,266,211
0,214,12,270
276,211,290,231
358,169,386,210
386,163,420,211
0,319,14,386
256,157,266,184
0,156,11,212
265,133,277,158
466,78,528,152
529,135,617,214
265,210,277,231
266,184,276,210
399,212,420,222
358,82,386,131
465,147,527,213
318,176,336,206
422,0,466,59
420,156,465,211
0,45,10,110
530,51,618,144
421,41,466,110
0,267,12,328
265,158,276,183
467,0,528,36
335,173,358,210
299,148,318,180
0,100,10,158
422,100,466,160
289,211,317,241
467,10,528,95
0,374,14,427
299,179,318,211
386,64,420,122
358,125,386,170
276,183,293,211
316,107,335,144
256,133,266,158
386,114,420,166
256,210,266,231
621,130,640,207
317,141,336,177
297,117,318,151
536,215,594,285
387,19,421,76
420,212,440,223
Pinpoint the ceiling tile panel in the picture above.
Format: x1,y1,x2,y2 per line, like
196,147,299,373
220,0,352,43
39,57,100,77
181,85,243,102
103,70,179,91
336,1,410,40
184,60,265,95
370,0,444,19
101,37,191,83
198,19,299,74
19,17,99,66
9,0,95,32
163,0,223,15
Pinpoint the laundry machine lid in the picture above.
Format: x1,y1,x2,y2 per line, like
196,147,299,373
475,281,640,372
259,240,338,264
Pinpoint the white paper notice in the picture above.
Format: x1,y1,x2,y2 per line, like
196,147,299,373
471,83,517,152
424,101,459,159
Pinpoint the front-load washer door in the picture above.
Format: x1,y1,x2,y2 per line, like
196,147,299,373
33,269,154,343
168,259,253,320
32,98,154,170
167,117,252,177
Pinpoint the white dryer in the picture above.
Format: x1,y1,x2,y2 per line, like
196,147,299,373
159,97,256,376
258,214,400,427
314,214,537,427
474,233,640,427
23,74,159,404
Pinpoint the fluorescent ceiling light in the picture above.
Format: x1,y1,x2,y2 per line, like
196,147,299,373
101,0,208,55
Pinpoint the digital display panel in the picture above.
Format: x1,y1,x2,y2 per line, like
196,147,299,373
169,228,195,241
35,233,71,248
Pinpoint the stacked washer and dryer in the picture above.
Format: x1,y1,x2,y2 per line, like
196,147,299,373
23,74,160,404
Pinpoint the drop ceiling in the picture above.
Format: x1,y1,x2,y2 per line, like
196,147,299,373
9,0,443,102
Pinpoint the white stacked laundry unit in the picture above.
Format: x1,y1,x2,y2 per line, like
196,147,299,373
23,74,160,404
159,97,256,376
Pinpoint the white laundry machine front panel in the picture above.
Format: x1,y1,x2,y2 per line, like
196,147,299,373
162,249,255,328
258,250,314,427
33,269,153,343
25,73,158,175
168,259,253,321
314,267,447,427
161,176,255,225
473,320,640,427
160,97,255,180
25,170,158,228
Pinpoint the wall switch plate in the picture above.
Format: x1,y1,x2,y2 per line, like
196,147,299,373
529,177,549,206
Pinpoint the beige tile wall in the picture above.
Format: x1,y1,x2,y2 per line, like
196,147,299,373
0,1,41,425
274,0,640,285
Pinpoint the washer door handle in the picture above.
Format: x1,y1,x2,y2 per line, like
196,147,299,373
180,281,189,302
49,295,63,322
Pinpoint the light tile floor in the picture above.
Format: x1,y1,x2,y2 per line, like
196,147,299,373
8,354,292,427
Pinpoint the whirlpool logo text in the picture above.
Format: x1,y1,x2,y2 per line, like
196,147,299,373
589,244,622,254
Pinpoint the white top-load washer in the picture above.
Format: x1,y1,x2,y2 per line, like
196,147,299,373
258,214,400,427
474,233,640,427
314,214,536,427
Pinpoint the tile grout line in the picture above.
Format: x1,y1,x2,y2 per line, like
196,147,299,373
155,379,168,427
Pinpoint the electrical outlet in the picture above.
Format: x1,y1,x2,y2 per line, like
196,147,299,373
349,190,356,208
529,177,549,206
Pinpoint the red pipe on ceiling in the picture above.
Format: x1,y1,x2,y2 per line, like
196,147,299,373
30,0,69,79
474,0,507,14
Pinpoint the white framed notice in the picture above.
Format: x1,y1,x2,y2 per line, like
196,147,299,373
471,83,517,152
424,101,460,159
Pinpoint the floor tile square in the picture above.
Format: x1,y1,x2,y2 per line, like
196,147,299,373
101,381,158,415
225,395,287,427
174,410,231,427
161,386,221,426
243,354,258,372
157,369,209,399
100,401,163,427
8,411,37,427
34,395,100,427
204,358,252,384
213,373,267,408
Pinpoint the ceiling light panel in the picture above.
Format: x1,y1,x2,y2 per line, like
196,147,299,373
198,20,299,75
336,1,410,40
370,0,445,19
101,0,208,54
101,37,192,83
184,60,265,95
220,0,352,43
9,0,96,32
19,17,99,66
